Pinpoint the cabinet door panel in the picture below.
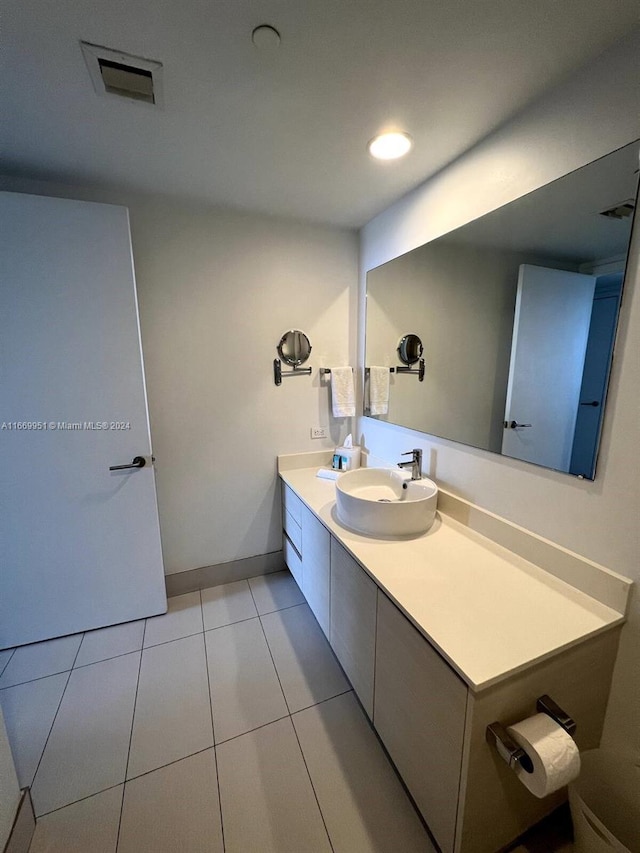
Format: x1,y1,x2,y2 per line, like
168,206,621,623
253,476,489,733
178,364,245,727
330,539,377,718
301,505,330,636
283,534,303,590
283,483,303,525
374,592,467,853
283,507,302,554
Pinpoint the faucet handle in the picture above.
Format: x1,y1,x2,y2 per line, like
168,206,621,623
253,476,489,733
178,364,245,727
402,448,421,458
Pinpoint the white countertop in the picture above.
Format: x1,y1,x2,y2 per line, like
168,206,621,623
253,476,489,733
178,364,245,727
280,466,625,692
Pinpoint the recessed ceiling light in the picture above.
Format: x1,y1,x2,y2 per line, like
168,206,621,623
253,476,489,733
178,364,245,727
368,131,413,161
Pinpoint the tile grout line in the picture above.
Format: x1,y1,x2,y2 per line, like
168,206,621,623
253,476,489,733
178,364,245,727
0,646,146,693
117,689,354,762
250,583,335,850
142,627,204,651
74,631,88,666
290,712,336,853
0,667,74,691
29,590,349,838
251,599,307,619
119,745,215,785
29,634,85,802
36,707,360,821
36,742,219,820
114,616,147,852
200,588,226,853
250,589,291,717
69,633,84,670
204,613,258,633
27,586,304,832
1,635,84,690
290,688,353,718
1,627,202,690
0,648,16,679
34,781,125,819
215,713,292,747
28,634,238,817
284,575,338,853
73,646,144,671
73,621,146,669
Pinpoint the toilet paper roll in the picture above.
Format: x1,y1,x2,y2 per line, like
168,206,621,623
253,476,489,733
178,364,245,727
506,713,581,798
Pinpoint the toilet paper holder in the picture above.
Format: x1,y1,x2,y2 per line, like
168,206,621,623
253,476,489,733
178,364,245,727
487,694,577,774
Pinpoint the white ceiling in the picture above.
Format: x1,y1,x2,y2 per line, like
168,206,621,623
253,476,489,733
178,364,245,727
1,0,638,228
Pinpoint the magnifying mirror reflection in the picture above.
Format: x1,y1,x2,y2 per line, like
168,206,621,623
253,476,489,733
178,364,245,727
397,334,424,365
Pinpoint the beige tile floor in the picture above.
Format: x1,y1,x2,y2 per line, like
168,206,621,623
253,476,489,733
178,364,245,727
0,570,574,853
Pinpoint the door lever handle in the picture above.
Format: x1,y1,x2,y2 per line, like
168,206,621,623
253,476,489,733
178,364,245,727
580,400,600,407
504,421,532,429
109,456,146,471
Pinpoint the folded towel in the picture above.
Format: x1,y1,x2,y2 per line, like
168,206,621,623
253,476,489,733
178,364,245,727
316,468,340,480
369,366,389,415
331,366,355,418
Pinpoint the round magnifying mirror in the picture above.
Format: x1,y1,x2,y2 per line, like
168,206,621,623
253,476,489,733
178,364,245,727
277,330,312,366
397,334,423,366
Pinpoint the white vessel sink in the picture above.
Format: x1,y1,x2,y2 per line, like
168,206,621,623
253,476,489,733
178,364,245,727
335,467,438,537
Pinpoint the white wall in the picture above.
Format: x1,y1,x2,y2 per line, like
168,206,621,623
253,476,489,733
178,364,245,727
132,202,357,573
0,707,20,848
359,30,640,754
0,178,358,575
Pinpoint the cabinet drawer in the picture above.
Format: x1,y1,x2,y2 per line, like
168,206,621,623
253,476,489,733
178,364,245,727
283,483,303,526
330,539,377,718
300,504,331,637
374,591,467,853
283,507,302,553
283,534,303,590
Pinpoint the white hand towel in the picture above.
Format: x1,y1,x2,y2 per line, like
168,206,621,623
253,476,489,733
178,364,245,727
369,366,389,415
331,367,355,418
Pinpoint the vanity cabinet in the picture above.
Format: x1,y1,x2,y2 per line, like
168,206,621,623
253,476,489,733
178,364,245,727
282,484,377,711
300,504,331,636
279,472,623,853
329,539,377,718
374,591,467,853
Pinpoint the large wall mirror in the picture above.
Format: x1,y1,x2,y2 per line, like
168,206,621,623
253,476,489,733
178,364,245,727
365,141,639,479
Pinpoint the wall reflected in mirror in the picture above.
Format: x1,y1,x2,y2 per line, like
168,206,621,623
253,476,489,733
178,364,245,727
365,141,639,479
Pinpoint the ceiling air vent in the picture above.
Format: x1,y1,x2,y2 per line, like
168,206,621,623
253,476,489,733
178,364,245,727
599,200,635,220
80,42,163,107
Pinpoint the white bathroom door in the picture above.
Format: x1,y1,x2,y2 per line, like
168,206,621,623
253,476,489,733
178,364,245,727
501,264,595,472
0,192,167,648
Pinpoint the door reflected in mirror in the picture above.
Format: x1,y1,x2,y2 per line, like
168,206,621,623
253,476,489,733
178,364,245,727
365,141,638,479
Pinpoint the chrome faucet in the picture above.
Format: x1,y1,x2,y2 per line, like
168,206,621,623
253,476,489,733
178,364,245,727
397,448,422,480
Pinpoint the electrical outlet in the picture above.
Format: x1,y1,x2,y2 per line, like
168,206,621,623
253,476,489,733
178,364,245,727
311,426,327,439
